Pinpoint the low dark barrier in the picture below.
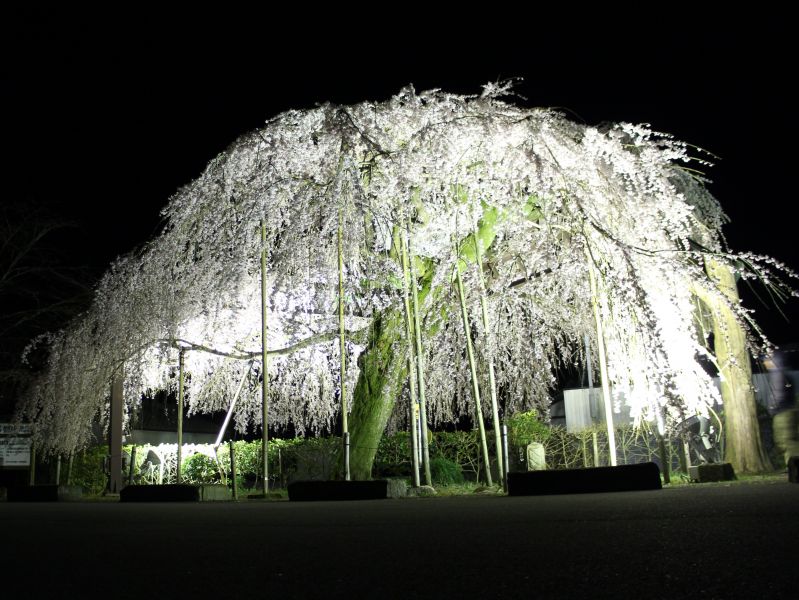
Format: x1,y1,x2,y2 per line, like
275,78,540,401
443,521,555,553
688,463,736,483
288,480,388,501
120,484,230,502
507,462,662,496
788,456,799,483
7,485,83,502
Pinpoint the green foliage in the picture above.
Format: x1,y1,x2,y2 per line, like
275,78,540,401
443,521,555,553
430,431,480,476
280,436,339,483
230,440,262,479
215,437,339,487
375,430,483,479
78,420,699,496
67,446,106,495
181,452,220,484
374,431,412,476
429,456,463,485
535,424,686,472
507,410,550,448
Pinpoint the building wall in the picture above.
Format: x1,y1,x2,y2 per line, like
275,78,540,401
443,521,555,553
129,429,217,446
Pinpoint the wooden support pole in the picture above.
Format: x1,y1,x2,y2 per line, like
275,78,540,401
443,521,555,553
406,223,431,486
473,226,504,484
400,228,421,488
682,433,692,473
455,259,493,487
338,206,350,481
582,436,590,467
177,348,185,484
586,249,618,466
260,218,270,494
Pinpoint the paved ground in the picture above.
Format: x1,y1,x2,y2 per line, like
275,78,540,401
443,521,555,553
2,481,798,598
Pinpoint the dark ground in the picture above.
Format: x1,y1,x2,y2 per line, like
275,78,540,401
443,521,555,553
1,481,797,598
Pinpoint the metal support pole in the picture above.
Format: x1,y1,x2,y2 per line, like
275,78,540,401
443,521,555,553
29,445,36,486
584,334,594,390
109,373,124,493
128,445,137,485
501,424,510,493
229,440,238,501
344,432,351,483
214,362,252,448
67,452,74,486
416,411,423,466
657,432,671,485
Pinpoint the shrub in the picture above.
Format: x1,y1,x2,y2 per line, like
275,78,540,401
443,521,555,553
374,431,412,477
430,431,480,477
507,410,550,448
67,446,106,494
280,436,339,483
430,456,463,485
231,440,262,481
213,437,339,487
376,430,483,479
181,452,220,484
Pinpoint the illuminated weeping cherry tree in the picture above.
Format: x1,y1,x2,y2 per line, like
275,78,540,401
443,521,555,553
19,83,793,479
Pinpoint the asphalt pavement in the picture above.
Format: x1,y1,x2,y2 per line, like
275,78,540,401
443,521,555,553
1,481,797,598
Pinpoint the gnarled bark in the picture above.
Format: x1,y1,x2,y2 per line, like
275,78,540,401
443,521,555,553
704,258,772,473
347,309,407,480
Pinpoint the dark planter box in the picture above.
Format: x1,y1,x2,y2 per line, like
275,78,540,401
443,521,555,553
688,463,736,483
507,462,662,496
120,484,230,502
288,480,388,501
7,485,83,502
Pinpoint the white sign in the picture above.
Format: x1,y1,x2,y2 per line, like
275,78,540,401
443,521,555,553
0,423,32,435
0,423,32,467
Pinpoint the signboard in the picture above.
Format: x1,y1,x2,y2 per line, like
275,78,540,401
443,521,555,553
0,423,32,467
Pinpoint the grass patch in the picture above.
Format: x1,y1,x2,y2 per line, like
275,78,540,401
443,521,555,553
663,470,786,488
434,482,504,497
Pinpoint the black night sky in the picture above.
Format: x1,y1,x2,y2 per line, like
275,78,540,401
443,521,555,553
2,9,797,353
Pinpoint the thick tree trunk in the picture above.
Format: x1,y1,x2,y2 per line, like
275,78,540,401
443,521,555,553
704,258,772,473
347,200,508,480
347,310,407,480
